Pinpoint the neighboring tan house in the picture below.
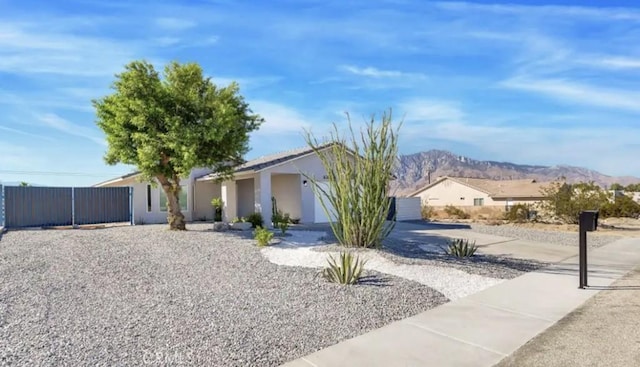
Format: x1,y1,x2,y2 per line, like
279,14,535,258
409,176,550,211
94,145,345,225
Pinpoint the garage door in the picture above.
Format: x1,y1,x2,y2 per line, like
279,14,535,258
314,182,337,223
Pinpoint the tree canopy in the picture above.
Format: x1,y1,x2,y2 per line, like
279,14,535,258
94,60,262,230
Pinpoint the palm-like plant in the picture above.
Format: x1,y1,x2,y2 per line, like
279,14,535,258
322,252,366,285
444,238,478,257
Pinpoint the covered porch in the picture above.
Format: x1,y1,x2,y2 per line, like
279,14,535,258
197,171,311,226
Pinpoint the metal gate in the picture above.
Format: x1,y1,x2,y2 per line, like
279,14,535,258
0,185,133,228
387,196,397,221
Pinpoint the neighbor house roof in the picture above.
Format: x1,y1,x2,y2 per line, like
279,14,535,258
409,176,551,199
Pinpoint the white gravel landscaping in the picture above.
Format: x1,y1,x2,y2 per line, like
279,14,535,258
263,231,505,300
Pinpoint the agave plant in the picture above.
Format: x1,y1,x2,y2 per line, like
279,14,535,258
444,238,478,257
322,252,366,285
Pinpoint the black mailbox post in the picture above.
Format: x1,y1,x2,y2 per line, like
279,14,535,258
579,210,599,289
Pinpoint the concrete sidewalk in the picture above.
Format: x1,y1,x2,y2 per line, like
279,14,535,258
496,267,640,367
281,237,640,367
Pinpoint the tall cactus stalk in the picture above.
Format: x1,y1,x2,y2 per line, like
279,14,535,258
304,110,400,248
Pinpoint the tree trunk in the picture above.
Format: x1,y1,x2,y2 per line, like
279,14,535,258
157,175,186,230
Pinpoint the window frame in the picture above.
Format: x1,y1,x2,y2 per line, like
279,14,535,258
473,198,484,206
159,185,189,212
146,184,152,212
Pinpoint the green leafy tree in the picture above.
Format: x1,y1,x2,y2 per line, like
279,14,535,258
609,183,625,191
304,110,400,248
19,181,30,187
539,181,609,224
625,183,640,192
94,60,262,230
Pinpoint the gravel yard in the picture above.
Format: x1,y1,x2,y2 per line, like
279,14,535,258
468,223,621,248
0,224,446,366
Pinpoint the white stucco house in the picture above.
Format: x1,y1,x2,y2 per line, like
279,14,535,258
94,145,342,225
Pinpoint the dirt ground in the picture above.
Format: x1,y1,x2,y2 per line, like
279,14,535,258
496,268,640,367
431,217,640,237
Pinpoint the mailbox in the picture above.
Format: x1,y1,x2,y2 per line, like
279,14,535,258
579,210,599,232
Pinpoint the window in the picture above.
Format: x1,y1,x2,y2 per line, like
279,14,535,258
146,185,152,212
473,198,484,206
160,185,188,212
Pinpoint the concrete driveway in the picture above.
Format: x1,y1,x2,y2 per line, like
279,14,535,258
390,221,578,263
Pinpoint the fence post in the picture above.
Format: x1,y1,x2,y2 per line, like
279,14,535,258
71,187,76,227
0,184,4,228
129,186,134,226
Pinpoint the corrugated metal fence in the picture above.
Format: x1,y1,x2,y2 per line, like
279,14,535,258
0,185,133,228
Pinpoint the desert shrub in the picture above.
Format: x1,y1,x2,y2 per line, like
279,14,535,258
421,205,434,220
504,204,531,222
322,252,366,285
211,197,224,221
246,212,263,228
272,210,291,234
443,238,478,257
253,226,274,246
539,181,609,224
444,205,470,219
600,195,640,218
304,110,399,248
231,217,246,223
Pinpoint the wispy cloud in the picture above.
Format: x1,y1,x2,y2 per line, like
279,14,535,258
249,101,313,135
399,99,465,122
154,17,197,31
435,1,640,21
0,141,44,171
0,22,136,77
0,125,55,141
501,77,640,113
594,57,640,70
36,113,106,146
341,65,426,79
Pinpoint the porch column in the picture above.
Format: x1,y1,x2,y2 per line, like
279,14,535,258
221,180,237,222
255,172,272,227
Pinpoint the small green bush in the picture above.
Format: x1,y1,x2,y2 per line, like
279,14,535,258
421,205,434,220
443,238,478,257
211,197,224,222
254,226,274,247
246,212,263,228
601,195,640,218
272,211,291,234
444,205,470,219
504,204,531,223
322,252,366,285
277,220,290,235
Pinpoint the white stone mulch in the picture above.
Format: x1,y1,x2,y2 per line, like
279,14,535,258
262,230,506,301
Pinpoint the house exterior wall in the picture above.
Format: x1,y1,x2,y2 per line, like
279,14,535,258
193,181,220,221
414,179,496,207
236,178,255,218
261,153,332,224
271,174,302,220
100,175,202,225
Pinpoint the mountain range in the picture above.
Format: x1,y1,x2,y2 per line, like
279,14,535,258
393,150,640,196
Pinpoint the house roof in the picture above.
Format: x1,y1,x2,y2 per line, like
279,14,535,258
409,176,551,199
94,143,341,185
196,143,337,181
93,171,141,187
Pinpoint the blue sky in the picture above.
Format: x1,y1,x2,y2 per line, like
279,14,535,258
1,0,640,186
